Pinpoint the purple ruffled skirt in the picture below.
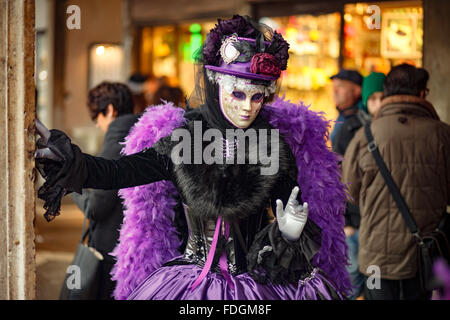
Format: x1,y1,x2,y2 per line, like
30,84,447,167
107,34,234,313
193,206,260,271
127,264,344,300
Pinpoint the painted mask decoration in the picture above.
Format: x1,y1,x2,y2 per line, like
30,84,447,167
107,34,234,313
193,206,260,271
217,75,266,128
207,71,276,128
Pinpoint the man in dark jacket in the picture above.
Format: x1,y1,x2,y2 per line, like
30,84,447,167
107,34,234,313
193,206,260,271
330,69,365,155
342,64,450,300
71,82,139,299
331,69,370,155
330,69,366,299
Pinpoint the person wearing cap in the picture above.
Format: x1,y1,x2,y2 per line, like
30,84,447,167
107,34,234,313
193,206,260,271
330,69,368,156
362,72,386,117
34,15,350,300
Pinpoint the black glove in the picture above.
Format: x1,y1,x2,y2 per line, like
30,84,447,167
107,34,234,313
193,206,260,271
35,118,62,161
35,118,70,222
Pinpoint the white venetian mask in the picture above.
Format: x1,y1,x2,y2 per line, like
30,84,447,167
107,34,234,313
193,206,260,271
217,76,266,128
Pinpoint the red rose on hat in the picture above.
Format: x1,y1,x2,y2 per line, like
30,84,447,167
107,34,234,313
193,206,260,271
250,53,281,78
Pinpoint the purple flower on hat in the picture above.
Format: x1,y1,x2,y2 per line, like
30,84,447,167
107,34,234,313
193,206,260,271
203,28,222,66
202,15,258,66
266,31,289,70
250,53,281,77
217,15,256,36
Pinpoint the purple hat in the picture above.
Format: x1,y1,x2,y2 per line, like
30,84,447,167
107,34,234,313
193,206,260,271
202,15,289,82
205,37,279,81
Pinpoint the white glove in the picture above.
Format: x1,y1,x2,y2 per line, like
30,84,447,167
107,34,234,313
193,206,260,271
276,186,309,242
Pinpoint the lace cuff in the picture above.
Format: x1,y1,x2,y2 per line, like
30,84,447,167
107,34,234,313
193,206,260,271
36,129,86,221
247,219,321,285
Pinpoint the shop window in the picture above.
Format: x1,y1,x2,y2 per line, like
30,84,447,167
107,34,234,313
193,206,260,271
178,22,215,97
152,26,177,79
140,27,153,75
138,21,216,101
260,13,341,122
343,1,423,75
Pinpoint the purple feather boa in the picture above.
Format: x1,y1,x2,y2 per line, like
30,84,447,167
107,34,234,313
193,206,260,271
110,99,350,300
110,103,186,300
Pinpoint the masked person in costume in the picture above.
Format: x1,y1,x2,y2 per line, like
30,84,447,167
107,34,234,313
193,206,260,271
35,15,350,300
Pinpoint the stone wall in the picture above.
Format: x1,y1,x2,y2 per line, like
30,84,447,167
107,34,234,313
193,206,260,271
0,0,36,300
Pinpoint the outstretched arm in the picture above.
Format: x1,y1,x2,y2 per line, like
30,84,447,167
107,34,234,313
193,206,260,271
82,148,171,190
35,119,171,221
35,119,171,191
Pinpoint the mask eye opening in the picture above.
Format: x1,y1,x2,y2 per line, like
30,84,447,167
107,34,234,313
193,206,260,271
232,91,246,100
251,93,264,102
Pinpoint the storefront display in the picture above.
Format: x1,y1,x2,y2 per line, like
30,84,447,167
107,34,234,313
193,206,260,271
381,10,422,59
343,2,423,75
260,13,341,122
178,22,215,97
139,21,215,97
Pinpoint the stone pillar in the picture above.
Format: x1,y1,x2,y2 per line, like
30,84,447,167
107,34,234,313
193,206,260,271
423,0,450,124
0,0,36,299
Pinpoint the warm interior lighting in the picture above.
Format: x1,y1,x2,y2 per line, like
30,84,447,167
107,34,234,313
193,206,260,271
356,3,365,15
38,70,48,81
89,44,124,88
96,45,105,56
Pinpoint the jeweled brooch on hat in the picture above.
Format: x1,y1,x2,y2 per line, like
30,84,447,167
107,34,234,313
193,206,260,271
220,36,240,65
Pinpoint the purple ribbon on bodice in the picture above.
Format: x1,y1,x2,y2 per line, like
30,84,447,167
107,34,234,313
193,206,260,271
190,215,235,292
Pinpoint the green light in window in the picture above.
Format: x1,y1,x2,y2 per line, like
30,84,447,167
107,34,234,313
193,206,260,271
190,33,202,60
183,43,191,61
189,23,202,34
183,23,203,62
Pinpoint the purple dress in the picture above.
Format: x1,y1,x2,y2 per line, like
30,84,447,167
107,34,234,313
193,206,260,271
127,264,343,300
125,200,344,300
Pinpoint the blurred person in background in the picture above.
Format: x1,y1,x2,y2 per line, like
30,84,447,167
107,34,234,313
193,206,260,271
329,69,366,300
144,75,169,105
152,85,185,108
127,73,148,114
342,63,450,300
70,82,139,299
342,71,386,300
330,69,368,156
362,72,386,118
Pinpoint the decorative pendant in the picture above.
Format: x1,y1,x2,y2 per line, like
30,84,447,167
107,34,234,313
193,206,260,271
220,36,240,65
222,137,239,159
